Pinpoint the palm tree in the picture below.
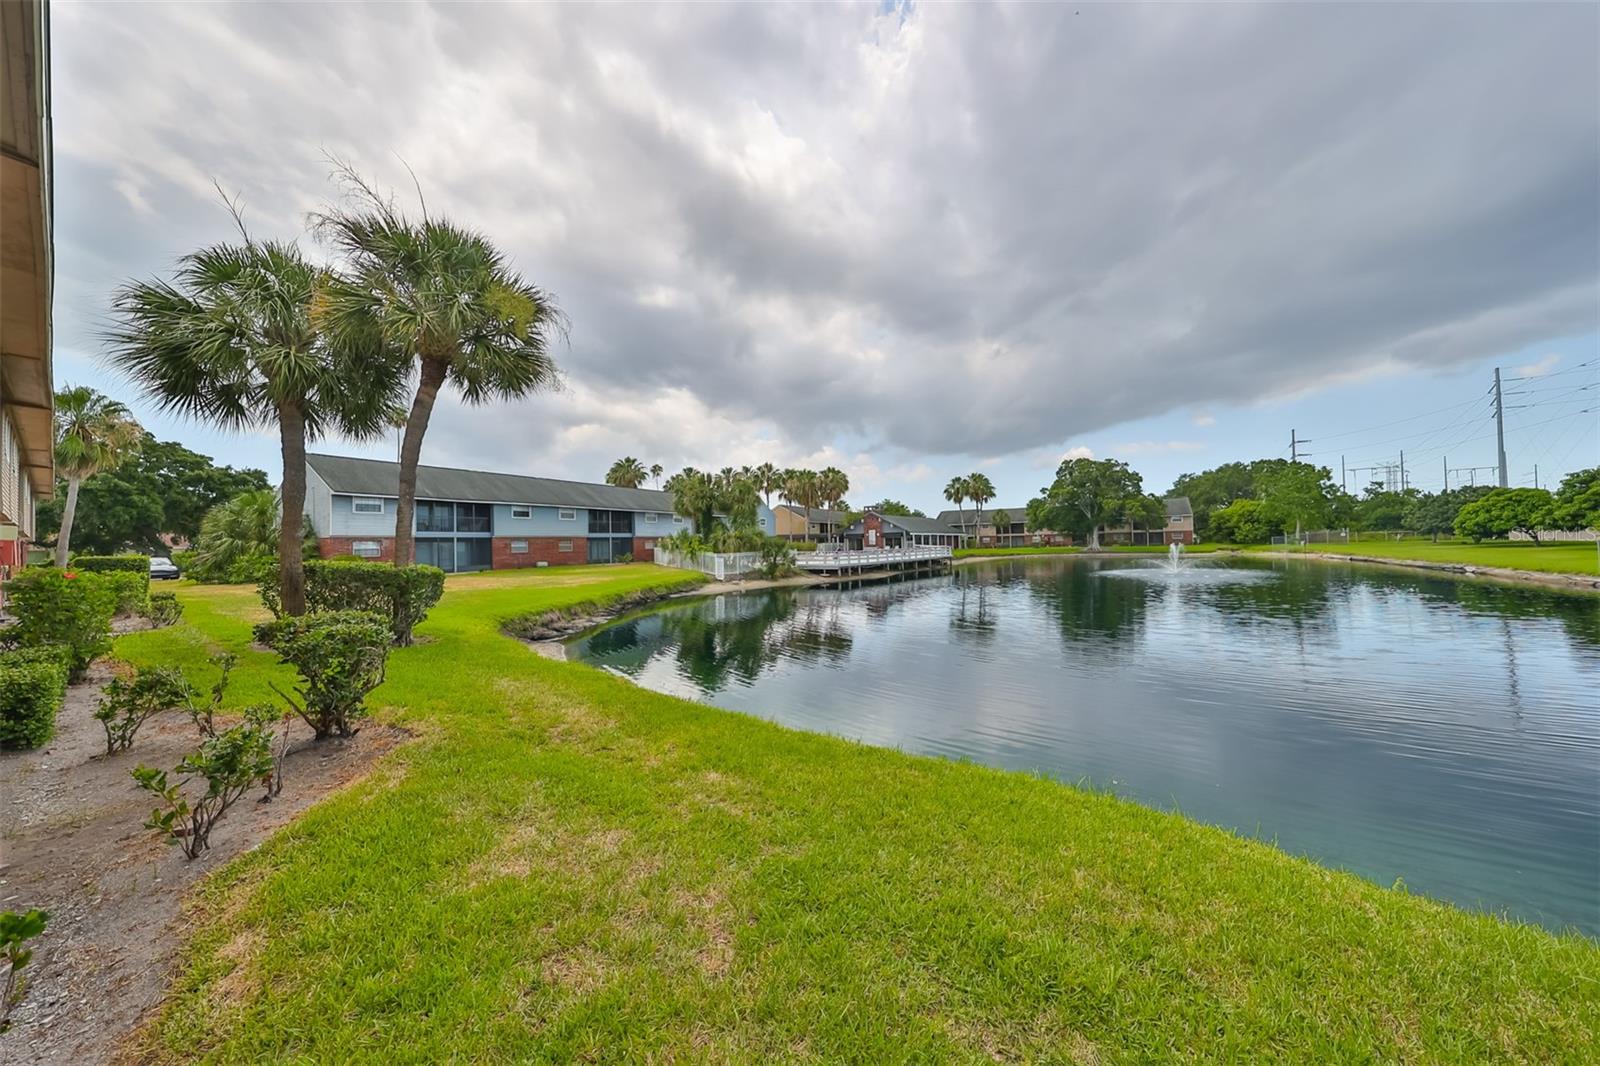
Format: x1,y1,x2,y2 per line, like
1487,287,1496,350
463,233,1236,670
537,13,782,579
314,168,566,567
669,469,719,534
107,237,403,614
753,462,781,506
944,475,970,545
818,467,849,538
967,472,995,535
51,386,143,566
649,463,664,489
606,456,648,488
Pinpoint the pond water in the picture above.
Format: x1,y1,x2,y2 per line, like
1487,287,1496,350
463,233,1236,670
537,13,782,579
566,557,1600,935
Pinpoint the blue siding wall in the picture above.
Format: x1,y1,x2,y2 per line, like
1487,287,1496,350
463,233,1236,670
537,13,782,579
491,504,589,536
326,493,399,537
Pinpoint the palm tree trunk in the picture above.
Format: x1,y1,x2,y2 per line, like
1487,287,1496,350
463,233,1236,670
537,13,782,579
394,357,448,567
54,477,83,567
278,403,309,616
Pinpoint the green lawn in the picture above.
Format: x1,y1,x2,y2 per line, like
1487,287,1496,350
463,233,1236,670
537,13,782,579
118,565,1598,1062
1246,538,1600,576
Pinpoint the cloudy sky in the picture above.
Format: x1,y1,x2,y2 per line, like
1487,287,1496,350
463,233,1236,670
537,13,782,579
50,2,1599,508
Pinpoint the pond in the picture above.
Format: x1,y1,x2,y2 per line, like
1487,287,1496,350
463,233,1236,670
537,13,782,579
566,556,1600,935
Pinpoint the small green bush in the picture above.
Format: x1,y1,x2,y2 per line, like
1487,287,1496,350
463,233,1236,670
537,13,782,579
254,610,391,739
261,561,445,646
145,589,183,627
1,907,49,1033
759,536,798,579
70,554,150,575
3,568,116,681
0,646,68,749
101,570,151,615
94,665,193,756
133,722,274,859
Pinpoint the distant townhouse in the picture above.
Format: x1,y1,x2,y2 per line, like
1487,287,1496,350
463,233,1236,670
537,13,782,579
304,453,775,573
1,2,54,578
842,511,964,550
772,504,851,542
1098,496,1195,546
933,506,1068,548
842,495,1195,550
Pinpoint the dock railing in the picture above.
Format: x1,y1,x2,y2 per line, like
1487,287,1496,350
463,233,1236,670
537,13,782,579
652,548,763,581
794,545,952,571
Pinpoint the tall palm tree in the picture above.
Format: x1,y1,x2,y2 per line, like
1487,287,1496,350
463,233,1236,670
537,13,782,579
649,463,664,489
107,237,403,614
753,462,781,506
606,456,648,488
967,472,995,534
944,475,970,544
817,467,849,537
51,386,143,566
314,168,567,566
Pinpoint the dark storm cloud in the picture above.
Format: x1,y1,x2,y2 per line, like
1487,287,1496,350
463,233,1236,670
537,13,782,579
51,1,1598,474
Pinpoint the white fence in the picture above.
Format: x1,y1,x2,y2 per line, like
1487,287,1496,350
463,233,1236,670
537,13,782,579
1509,529,1599,542
652,548,764,581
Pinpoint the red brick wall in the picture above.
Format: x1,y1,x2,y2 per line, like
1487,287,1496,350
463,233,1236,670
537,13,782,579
318,537,395,561
491,536,587,568
863,513,884,547
631,537,658,562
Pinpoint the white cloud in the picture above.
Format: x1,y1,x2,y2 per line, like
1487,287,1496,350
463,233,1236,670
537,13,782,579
1515,353,1562,377
1191,413,1217,428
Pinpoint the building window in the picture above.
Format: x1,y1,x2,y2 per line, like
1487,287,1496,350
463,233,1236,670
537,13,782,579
558,508,576,521
645,512,657,523
643,540,655,551
352,540,382,558
510,505,532,519
416,500,454,533
674,515,685,524
509,539,529,554
558,540,573,553
352,497,384,514
456,502,492,533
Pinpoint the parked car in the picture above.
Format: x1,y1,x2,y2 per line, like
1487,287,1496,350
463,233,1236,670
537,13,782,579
149,556,181,580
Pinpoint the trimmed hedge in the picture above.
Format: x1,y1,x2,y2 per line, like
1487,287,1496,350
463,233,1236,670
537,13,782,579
3,568,116,681
0,644,69,749
254,610,392,738
260,561,446,646
71,554,151,575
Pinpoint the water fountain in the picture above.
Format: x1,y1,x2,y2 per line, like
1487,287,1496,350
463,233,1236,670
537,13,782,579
1167,541,1185,572
1100,538,1270,584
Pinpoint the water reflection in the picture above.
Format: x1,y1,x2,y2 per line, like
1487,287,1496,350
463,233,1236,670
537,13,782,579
566,557,1600,935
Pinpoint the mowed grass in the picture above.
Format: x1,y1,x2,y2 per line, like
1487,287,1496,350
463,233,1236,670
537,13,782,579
1248,538,1600,576
118,565,1599,1062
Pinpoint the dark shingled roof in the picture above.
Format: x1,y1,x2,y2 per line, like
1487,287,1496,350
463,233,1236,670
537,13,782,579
1165,496,1193,519
306,453,679,513
934,506,1029,528
777,504,851,523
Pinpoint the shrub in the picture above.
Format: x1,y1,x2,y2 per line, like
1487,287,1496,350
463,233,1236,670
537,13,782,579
3,568,116,681
101,570,150,615
615,552,633,564
1,908,49,1034
171,548,197,574
94,665,193,755
243,702,293,800
759,536,797,579
187,653,236,739
788,540,818,552
254,610,391,739
70,554,149,575
0,646,69,750
261,560,445,646
133,723,274,859
144,589,183,627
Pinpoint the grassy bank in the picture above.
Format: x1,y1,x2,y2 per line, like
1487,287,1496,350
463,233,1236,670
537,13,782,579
117,566,1597,1061
953,545,1081,558
1246,538,1600,576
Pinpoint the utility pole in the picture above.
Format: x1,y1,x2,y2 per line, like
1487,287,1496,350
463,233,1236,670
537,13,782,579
1340,455,1346,492
1494,367,1509,488
1534,464,1539,490
1399,450,1406,492
1443,456,1448,492
1290,429,1299,462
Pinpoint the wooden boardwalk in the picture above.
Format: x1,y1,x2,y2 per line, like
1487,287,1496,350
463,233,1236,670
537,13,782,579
794,545,953,575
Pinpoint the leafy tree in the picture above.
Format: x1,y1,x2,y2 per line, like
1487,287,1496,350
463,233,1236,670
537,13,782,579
51,386,143,566
1257,462,1336,537
1206,498,1275,543
35,437,269,555
1402,486,1494,541
1356,488,1416,532
1029,457,1144,550
606,456,648,488
1544,467,1599,531
107,233,403,616
1453,487,1555,542
1125,493,1168,534
314,168,566,568
667,467,762,535
966,472,995,531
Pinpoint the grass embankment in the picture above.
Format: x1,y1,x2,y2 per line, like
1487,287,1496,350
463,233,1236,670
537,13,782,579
1247,538,1600,576
953,545,1081,558
118,566,1598,1061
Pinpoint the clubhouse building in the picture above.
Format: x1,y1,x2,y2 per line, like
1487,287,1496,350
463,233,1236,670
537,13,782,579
304,453,774,572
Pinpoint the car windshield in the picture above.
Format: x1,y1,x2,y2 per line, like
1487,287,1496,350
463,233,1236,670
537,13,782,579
150,558,173,566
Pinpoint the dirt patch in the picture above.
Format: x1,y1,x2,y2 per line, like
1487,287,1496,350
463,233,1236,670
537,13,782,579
0,662,405,1065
